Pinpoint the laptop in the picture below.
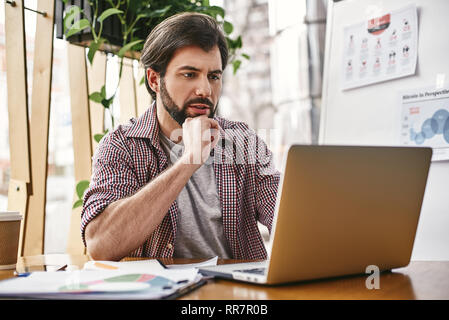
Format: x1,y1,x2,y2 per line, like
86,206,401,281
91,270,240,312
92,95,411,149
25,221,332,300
199,144,432,285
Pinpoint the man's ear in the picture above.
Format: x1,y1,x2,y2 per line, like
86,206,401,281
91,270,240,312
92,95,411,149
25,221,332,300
146,68,160,94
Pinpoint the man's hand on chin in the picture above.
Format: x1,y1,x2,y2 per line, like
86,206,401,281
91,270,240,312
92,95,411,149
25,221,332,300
181,116,220,167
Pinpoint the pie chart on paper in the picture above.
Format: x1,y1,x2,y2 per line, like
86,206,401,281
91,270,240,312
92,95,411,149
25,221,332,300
58,273,175,293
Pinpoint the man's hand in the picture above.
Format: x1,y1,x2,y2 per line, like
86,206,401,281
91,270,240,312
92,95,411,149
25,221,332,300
181,115,220,167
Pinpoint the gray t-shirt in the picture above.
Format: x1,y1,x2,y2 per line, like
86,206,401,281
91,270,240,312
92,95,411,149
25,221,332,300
159,132,232,259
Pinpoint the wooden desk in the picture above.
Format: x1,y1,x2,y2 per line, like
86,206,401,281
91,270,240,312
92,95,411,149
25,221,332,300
182,261,449,300
1,255,448,300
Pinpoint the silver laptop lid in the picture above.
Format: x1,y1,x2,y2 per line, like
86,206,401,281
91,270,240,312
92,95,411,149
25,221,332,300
265,145,432,284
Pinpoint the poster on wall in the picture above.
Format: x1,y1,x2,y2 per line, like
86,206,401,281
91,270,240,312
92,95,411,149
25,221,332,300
399,86,449,161
341,4,418,90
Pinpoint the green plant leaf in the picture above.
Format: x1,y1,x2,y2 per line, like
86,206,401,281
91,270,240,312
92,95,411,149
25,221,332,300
226,36,242,50
101,85,106,98
235,36,242,49
233,59,241,74
76,180,90,199
242,53,250,60
226,37,233,49
72,199,83,209
94,129,108,143
117,39,143,58
101,96,114,109
98,8,123,23
94,133,105,143
139,75,145,86
207,6,225,19
66,18,90,38
153,6,172,18
63,6,82,34
146,6,172,18
87,38,105,65
89,91,103,103
223,21,233,35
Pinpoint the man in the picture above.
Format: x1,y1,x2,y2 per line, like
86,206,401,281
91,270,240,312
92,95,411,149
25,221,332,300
82,12,280,261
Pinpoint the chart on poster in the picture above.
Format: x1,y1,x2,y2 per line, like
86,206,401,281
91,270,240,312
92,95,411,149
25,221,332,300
400,86,449,161
342,4,418,90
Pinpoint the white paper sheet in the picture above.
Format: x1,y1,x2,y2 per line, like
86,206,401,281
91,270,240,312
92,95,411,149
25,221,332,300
0,260,202,299
83,259,200,282
341,4,418,90
83,259,164,272
165,256,218,269
399,86,449,161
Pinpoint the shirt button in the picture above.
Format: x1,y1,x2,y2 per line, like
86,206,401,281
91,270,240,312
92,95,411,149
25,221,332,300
167,243,173,250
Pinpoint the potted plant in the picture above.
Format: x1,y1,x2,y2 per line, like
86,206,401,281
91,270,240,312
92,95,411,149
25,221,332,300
60,0,248,208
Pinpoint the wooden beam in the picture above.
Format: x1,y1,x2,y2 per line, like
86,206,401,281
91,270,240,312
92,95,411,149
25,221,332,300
119,57,138,124
67,43,92,255
25,0,56,256
87,52,107,150
5,0,31,256
5,0,31,184
7,180,28,258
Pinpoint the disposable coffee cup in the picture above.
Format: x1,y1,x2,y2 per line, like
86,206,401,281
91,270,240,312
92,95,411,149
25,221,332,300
0,211,23,270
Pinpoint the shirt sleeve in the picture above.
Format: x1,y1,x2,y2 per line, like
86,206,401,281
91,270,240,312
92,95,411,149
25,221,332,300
253,133,281,233
80,131,140,247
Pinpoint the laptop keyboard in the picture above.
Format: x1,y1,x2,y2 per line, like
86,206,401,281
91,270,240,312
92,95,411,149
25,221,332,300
233,267,267,275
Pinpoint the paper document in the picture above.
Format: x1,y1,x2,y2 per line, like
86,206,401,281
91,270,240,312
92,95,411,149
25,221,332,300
165,256,218,269
399,86,449,161
84,259,164,272
83,259,201,282
342,4,418,90
0,260,203,299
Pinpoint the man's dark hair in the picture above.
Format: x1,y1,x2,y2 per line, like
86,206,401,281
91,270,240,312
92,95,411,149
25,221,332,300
140,12,229,100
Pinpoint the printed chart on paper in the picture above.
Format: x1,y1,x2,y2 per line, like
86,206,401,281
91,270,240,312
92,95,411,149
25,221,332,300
342,4,418,90
400,87,449,161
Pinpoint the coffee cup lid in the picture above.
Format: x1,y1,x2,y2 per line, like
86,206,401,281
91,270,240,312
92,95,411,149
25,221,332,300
0,211,23,221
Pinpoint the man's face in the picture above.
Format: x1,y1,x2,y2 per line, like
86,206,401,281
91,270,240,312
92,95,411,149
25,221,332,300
158,45,223,126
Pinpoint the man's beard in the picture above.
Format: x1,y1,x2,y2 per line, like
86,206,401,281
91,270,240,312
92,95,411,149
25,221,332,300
160,77,217,126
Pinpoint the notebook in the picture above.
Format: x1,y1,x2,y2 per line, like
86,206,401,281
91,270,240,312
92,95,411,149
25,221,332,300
199,145,432,285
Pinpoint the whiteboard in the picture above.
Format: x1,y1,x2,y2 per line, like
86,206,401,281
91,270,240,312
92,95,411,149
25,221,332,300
320,0,449,260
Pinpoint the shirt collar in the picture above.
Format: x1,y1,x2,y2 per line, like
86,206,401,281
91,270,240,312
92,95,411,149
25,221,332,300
125,101,161,149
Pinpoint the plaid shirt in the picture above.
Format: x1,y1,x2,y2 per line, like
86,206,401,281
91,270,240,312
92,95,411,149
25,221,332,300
81,103,280,259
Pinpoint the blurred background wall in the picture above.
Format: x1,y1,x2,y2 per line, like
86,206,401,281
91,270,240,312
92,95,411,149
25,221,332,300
217,0,327,169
